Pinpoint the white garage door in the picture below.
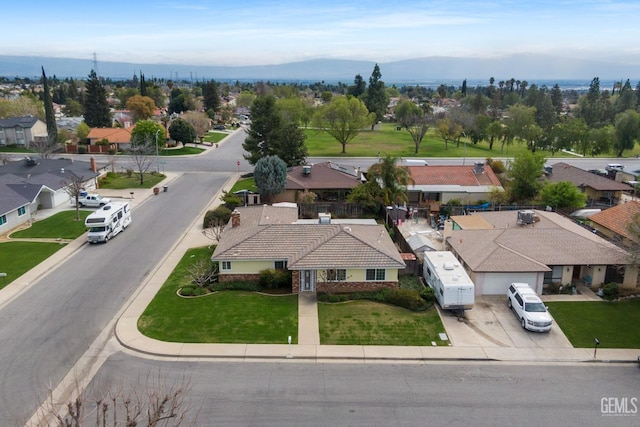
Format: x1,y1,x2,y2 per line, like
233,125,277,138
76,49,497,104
481,272,539,295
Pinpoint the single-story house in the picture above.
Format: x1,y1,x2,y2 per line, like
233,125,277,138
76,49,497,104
211,204,406,293
588,201,640,246
444,209,637,295
273,161,364,203
87,127,133,151
0,116,48,149
0,157,105,232
406,162,503,206
545,162,632,206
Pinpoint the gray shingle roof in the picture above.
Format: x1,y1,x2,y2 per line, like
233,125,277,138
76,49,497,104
212,205,405,269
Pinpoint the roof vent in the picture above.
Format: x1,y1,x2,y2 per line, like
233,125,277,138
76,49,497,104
443,262,455,270
544,164,553,174
302,165,311,176
24,157,37,166
318,212,331,224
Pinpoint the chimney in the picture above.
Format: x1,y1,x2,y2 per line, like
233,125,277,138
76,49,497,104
90,156,97,173
302,165,311,176
231,209,241,228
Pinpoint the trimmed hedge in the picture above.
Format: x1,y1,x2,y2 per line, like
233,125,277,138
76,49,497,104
258,269,292,290
318,288,431,312
212,280,262,292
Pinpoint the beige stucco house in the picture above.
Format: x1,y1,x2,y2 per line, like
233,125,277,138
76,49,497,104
444,209,637,295
211,204,405,293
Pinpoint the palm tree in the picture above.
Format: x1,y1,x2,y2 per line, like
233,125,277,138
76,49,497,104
366,155,413,206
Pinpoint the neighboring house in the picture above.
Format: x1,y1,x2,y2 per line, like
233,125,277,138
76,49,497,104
212,204,406,293
87,127,133,151
0,116,48,149
588,201,640,246
406,163,503,206
545,162,632,206
0,157,105,232
112,110,135,129
444,209,637,295
273,162,364,203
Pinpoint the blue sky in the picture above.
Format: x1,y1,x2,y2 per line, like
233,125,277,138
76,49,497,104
5,0,640,66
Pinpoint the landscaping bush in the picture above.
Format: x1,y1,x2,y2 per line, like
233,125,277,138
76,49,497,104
602,283,620,300
179,285,209,296
381,288,429,311
420,286,436,303
211,280,262,292
203,206,232,228
258,268,292,290
77,145,87,154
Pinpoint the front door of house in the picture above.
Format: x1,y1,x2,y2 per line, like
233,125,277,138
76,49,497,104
301,270,316,292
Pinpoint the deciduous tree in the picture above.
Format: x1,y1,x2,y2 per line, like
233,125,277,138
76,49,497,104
126,94,156,121
169,118,197,146
395,100,433,154
313,96,374,154
613,109,640,157
506,151,546,202
539,181,587,210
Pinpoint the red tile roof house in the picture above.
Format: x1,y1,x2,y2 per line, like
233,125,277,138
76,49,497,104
444,209,638,294
86,127,133,152
406,163,504,206
588,201,640,247
211,204,406,293
545,162,633,206
273,161,364,203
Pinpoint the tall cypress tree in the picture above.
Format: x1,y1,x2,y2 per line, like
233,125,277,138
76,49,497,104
41,67,57,143
83,70,111,127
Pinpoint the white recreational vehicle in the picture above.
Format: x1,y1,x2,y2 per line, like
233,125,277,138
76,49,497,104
423,251,475,311
85,202,131,243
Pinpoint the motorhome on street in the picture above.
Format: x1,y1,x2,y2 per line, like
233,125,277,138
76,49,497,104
423,251,475,312
85,202,131,243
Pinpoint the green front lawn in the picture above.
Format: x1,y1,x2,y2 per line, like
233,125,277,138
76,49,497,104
10,210,90,239
203,132,229,144
318,300,447,346
138,247,298,343
546,299,640,348
0,241,67,289
98,172,166,189
160,146,205,156
229,177,257,194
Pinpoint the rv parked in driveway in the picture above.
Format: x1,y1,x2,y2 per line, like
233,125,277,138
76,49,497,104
85,202,131,243
423,251,475,311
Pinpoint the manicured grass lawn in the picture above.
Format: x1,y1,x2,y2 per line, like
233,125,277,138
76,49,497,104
160,146,205,156
318,300,448,346
546,299,640,348
305,123,581,159
203,132,230,144
99,172,166,189
10,210,91,239
138,247,298,343
229,177,257,194
0,241,67,289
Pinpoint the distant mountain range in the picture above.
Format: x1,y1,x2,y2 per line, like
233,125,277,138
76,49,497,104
1,54,638,85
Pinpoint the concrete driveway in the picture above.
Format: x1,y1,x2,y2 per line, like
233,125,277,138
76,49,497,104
439,296,573,349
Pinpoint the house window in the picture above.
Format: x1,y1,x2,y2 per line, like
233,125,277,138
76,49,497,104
326,269,346,281
275,260,287,270
18,206,26,216
0,128,5,145
221,261,231,271
0,215,6,226
16,128,25,146
366,269,386,281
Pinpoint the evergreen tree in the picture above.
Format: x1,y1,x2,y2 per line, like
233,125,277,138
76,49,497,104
41,67,57,144
363,64,389,129
203,80,221,115
347,74,366,97
242,94,281,164
254,155,287,203
83,70,111,127
140,72,146,97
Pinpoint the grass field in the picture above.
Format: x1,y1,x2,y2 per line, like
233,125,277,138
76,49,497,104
99,172,166,189
318,300,447,346
546,299,640,348
138,247,298,343
0,241,67,289
10,210,90,239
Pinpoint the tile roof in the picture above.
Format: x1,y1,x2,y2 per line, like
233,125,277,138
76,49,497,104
286,162,362,191
546,162,632,191
588,201,640,241
87,127,132,143
407,165,502,187
447,209,630,272
212,205,405,269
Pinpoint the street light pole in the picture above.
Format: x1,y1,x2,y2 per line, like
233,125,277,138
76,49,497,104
155,129,161,173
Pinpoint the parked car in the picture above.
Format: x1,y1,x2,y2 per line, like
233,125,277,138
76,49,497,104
506,283,553,332
213,125,226,130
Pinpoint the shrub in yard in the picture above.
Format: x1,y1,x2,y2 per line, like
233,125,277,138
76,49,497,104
203,206,232,228
420,286,436,303
258,269,292,290
602,283,620,300
381,288,429,311
211,280,261,291
179,285,209,296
